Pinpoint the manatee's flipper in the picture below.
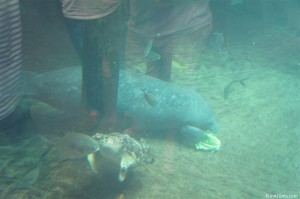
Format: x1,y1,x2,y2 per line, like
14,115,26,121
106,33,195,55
119,153,136,182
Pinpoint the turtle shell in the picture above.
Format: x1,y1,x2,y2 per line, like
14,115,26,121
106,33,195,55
92,133,154,164
121,134,154,164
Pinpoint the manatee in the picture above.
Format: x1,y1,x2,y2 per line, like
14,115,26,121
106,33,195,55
25,66,220,150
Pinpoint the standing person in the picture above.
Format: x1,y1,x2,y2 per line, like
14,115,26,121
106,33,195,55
0,0,27,131
60,0,125,132
126,0,212,81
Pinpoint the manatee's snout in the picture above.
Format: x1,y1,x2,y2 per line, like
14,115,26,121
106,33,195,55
208,118,219,134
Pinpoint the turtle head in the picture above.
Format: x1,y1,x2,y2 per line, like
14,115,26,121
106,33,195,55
139,138,155,164
92,133,123,154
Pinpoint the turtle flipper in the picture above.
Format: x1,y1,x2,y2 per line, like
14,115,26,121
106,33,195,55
119,153,136,182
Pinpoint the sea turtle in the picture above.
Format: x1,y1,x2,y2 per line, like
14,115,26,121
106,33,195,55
92,132,154,181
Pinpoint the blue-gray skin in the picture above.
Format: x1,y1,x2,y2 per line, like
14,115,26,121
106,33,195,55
27,67,219,147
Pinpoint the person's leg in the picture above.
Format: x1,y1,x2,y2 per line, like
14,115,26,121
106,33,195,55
125,30,149,68
81,19,103,115
0,0,25,132
97,7,125,132
64,17,84,60
172,24,212,72
147,37,173,81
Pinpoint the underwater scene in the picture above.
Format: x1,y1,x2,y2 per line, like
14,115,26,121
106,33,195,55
0,0,299,198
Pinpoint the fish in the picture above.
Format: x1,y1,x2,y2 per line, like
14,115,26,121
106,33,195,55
223,77,249,99
141,88,158,106
144,39,154,57
144,39,161,62
26,67,220,150
42,132,99,159
126,39,160,67
41,132,100,173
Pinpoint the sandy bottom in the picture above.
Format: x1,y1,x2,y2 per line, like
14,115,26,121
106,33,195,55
1,11,300,199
